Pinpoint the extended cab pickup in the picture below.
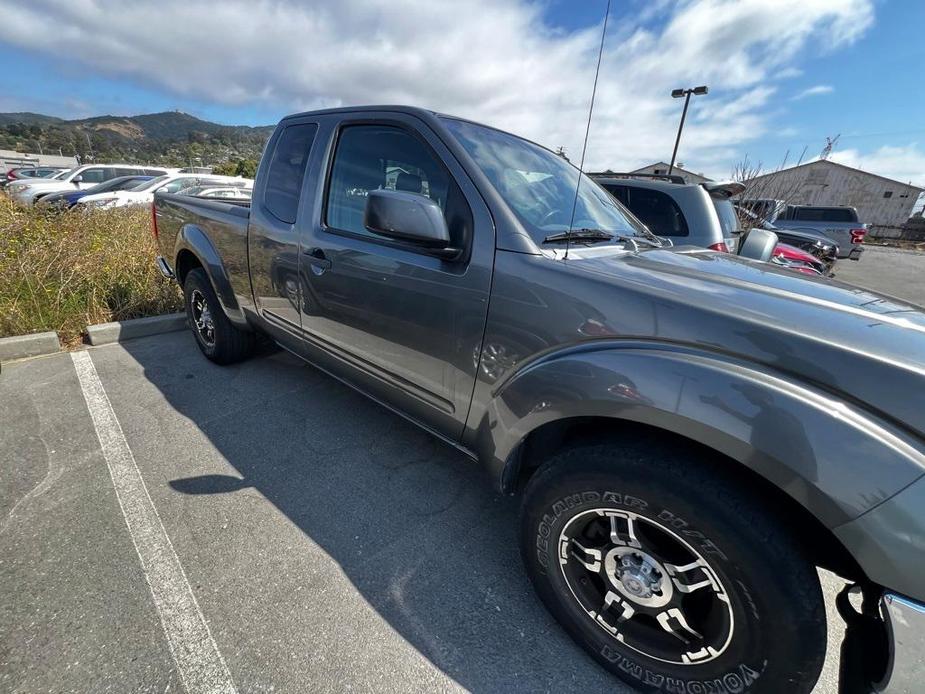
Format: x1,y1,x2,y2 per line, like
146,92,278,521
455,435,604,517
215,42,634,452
740,199,867,260
154,106,925,694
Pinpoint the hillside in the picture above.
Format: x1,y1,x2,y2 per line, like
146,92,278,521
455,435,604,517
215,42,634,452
0,111,275,167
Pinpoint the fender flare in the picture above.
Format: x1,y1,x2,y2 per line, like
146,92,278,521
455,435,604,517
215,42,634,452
173,224,248,327
476,341,925,529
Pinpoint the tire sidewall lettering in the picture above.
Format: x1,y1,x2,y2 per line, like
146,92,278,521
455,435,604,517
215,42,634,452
598,646,764,694
536,488,764,690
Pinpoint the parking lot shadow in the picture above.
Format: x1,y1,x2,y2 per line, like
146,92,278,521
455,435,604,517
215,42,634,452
118,332,617,693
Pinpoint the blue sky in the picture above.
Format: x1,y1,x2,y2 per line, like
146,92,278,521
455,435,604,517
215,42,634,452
1,0,923,188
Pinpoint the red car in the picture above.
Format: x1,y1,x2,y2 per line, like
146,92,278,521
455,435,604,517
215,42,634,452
772,242,828,276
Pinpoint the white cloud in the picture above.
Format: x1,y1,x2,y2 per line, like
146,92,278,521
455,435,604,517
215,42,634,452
792,84,834,100
0,0,874,172
828,144,925,187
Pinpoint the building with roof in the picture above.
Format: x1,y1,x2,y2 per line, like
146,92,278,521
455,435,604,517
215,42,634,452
744,159,924,238
629,162,712,184
0,149,77,172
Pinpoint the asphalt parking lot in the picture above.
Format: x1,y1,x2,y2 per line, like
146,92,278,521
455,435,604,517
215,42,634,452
2,246,922,694
835,244,925,306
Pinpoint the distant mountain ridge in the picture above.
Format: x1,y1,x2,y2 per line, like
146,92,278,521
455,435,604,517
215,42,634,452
0,112,67,127
0,110,275,166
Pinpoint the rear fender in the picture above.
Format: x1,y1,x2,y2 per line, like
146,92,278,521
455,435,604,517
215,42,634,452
479,341,925,528
174,224,248,327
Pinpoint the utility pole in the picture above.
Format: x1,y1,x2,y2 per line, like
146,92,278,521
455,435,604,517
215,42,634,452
668,85,708,175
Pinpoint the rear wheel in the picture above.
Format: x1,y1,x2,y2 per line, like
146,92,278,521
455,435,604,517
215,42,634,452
520,442,826,693
183,268,254,364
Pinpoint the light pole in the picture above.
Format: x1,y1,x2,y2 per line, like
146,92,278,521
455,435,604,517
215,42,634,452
668,85,708,175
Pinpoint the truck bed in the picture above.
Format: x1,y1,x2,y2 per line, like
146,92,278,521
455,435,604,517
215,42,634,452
153,193,252,301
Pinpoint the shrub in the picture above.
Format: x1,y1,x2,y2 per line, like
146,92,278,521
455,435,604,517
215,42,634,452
0,194,182,346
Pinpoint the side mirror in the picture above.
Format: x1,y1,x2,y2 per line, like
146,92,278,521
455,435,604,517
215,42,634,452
737,228,779,263
72,175,83,183
364,189,451,250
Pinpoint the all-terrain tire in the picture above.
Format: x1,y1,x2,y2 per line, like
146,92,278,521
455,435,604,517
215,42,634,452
183,268,254,364
520,441,826,693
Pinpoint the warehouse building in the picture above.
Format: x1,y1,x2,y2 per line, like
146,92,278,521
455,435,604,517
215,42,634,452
0,149,77,172
745,159,923,238
629,162,712,184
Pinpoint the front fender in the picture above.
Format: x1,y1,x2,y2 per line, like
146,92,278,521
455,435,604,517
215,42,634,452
174,224,248,327
477,341,925,528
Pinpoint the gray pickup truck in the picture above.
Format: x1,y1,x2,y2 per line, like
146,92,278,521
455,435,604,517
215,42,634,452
739,199,867,260
153,106,924,694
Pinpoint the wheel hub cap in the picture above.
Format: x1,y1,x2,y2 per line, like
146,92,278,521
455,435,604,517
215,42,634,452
558,509,734,665
606,547,671,605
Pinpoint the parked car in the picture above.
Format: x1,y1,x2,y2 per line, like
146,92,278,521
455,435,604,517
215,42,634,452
178,185,252,200
770,242,827,275
3,167,73,192
736,206,839,274
738,200,866,260
153,106,925,694
36,175,154,209
77,174,252,209
6,164,170,205
593,173,741,252
593,174,825,275
1,166,67,187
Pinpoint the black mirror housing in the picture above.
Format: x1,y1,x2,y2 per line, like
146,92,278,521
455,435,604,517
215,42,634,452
364,189,450,249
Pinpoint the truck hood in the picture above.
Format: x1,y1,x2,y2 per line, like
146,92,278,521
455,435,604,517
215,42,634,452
575,247,925,437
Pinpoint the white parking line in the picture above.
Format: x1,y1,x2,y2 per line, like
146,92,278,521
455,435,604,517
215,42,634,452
71,350,237,694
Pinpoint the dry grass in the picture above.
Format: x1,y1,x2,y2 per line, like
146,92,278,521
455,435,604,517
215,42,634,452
0,193,182,347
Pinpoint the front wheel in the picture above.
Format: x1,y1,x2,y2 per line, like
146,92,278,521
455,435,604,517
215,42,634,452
520,443,826,693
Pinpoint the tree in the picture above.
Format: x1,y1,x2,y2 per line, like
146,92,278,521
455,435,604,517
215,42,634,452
234,158,258,178
212,160,238,176
213,158,258,178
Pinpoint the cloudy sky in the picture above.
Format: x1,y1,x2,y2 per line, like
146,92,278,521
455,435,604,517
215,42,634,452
1,0,923,192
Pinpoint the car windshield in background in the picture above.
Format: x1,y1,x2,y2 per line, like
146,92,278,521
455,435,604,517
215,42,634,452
126,177,162,191
52,169,73,180
441,118,647,244
130,175,175,192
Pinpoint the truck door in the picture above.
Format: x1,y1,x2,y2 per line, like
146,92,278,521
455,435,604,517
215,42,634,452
296,114,494,440
247,120,318,344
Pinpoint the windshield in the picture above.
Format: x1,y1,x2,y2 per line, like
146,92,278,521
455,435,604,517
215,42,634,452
53,169,73,180
131,175,172,192
441,118,647,243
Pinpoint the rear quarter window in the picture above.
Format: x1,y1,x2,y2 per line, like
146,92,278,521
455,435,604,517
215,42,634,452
263,123,319,224
620,186,690,237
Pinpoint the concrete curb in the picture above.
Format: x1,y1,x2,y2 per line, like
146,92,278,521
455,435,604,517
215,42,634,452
86,313,187,346
0,331,61,360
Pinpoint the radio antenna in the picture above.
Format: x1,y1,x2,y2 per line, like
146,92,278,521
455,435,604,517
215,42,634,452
565,0,611,260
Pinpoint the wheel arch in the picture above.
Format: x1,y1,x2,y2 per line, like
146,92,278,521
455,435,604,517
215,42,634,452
173,225,248,327
473,342,925,581
507,414,869,584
